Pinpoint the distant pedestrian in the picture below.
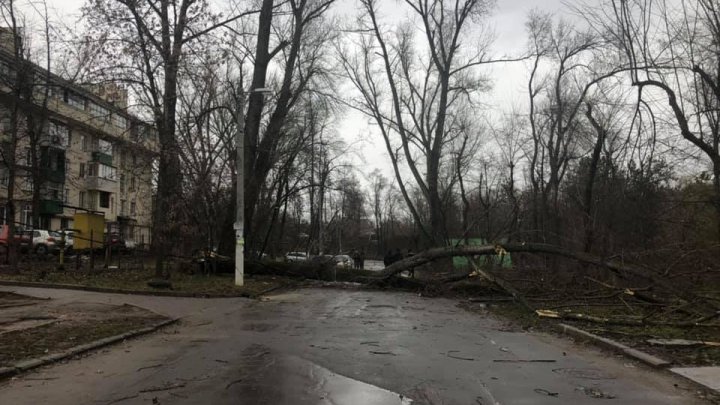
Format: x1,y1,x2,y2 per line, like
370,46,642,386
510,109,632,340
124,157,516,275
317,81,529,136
352,250,361,269
383,251,392,267
391,248,402,264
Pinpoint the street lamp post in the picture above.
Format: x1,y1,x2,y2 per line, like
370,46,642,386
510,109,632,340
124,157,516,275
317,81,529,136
235,87,271,286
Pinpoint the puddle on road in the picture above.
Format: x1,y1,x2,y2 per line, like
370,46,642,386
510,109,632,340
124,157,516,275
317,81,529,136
228,345,412,404
310,362,412,405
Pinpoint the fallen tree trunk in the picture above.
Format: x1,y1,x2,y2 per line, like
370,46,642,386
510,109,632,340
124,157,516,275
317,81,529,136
536,309,720,328
377,243,716,309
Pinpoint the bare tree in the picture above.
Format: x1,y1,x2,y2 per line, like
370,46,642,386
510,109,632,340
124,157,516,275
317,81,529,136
243,0,338,254
340,0,518,247
80,0,258,276
602,0,720,241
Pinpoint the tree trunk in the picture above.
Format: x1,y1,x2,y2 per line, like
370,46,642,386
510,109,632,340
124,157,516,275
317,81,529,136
584,104,607,252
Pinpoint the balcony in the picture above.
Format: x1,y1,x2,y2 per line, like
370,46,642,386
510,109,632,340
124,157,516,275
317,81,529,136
38,134,66,150
39,199,63,215
92,151,113,166
85,176,116,193
42,167,65,184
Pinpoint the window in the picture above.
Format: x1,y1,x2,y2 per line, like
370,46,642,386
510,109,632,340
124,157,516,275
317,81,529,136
50,85,63,100
79,191,85,208
120,174,125,192
0,61,14,79
120,199,126,215
45,184,61,200
112,114,127,129
0,167,8,187
65,91,85,109
130,201,136,216
79,163,85,178
130,175,136,191
48,122,70,146
110,197,114,213
21,205,31,228
99,191,110,209
21,176,32,192
50,152,64,171
60,218,68,229
64,188,69,203
87,102,110,120
82,135,91,152
0,115,11,133
98,139,112,155
95,163,115,180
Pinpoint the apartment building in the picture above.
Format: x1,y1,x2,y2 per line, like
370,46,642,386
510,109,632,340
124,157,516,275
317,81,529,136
0,30,156,246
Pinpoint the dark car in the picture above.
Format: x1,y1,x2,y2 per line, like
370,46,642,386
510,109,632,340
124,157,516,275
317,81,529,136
107,232,137,252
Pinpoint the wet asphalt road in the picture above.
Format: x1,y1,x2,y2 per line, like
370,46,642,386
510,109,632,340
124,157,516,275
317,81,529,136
0,285,706,405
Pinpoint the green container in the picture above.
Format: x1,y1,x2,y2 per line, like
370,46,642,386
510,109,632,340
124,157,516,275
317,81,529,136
450,238,512,269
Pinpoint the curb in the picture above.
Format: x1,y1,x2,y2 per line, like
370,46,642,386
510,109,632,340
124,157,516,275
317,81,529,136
557,323,671,368
0,318,178,380
0,279,285,299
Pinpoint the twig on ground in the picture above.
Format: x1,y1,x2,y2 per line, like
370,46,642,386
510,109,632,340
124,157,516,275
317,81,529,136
106,394,140,404
225,379,243,390
446,350,474,361
139,383,186,393
137,364,163,372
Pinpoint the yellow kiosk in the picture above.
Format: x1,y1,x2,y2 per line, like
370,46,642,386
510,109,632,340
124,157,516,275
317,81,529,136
72,213,105,250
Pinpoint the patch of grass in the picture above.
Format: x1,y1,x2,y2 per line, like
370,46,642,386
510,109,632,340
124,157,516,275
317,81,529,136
0,266,294,297
0,316,164,367
478,301,720,366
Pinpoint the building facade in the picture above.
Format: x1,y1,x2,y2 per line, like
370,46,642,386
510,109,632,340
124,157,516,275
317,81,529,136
0,31,156,246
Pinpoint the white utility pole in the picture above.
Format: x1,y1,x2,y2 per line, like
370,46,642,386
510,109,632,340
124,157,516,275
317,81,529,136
235,90,246,286
235,87,271,286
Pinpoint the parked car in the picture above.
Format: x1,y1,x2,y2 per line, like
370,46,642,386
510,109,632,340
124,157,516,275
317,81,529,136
107,232,136,251
0,225,32,253
310,254,334,265
30,230,60,255
333,254,354,268
56,230,74,253
285,251,308,262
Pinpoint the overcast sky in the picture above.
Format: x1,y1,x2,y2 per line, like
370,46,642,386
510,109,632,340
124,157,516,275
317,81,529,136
38,0,575,182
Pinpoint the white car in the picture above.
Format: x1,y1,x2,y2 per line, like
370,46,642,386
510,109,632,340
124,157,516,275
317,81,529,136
333,254,353,268
29,230,59,255
285,251,308,262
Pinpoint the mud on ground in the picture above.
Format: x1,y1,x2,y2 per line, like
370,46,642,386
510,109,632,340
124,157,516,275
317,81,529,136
0,291,167,367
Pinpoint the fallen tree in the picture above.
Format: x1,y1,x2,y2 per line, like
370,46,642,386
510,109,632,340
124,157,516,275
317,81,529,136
376,243,718,310
244,243,718,316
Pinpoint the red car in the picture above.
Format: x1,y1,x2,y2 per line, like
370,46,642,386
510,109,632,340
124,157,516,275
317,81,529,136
0,225,32,253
